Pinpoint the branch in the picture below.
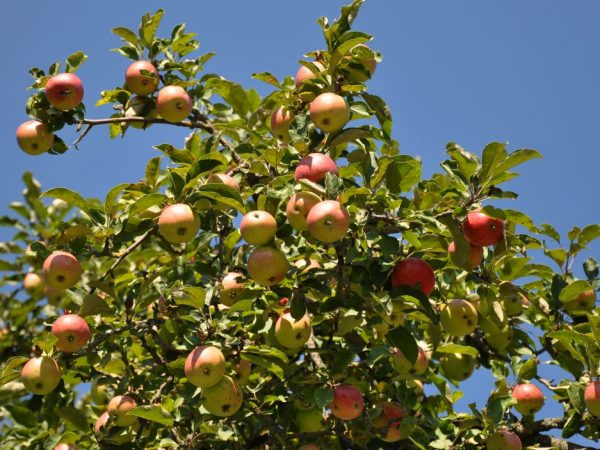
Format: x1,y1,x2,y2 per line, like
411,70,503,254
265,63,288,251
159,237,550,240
99,227,155,282
513,417,600,450
306,336,325,369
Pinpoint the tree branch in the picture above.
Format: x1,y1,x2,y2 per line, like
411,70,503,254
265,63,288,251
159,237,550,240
513,417,600,450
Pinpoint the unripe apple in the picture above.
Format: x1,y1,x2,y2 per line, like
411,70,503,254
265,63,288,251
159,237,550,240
309,93,350,134
286,192,322,231
247,246,289,286
202,375,243,417
94,411,110,434
330,384,364,420
295,61,325,87
156,85,192,123
54,444,76,450
125,61,159,96
306,200,349,243
448,240,484,269
45,73,84,110
91,380,109,405
240,210,277,245
487,430,522,450
463,209,504,247
296,406,325,432
440,353,476,381
24,272,45,298
107,395,138,426
42,251,81,290
124,96,157,128
270,107,294,142
499,283,526,316
485,326,512,353
184,345,226,388
233,359,252,386
294,153,339,183
274,309,312,348
294,258,322,274
158,203,200,244
512,383,544,416
391,346,429,377
16,120,54,155
585,380,600,416
372,402,407,442
21,356,61,395
564,289,596,315
390,258,435,296
51,313,90,352
440,299,478,337
220,272,245,306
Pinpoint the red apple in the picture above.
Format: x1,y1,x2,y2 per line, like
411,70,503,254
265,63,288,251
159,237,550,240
184,345,226,388
286,191,322,231
330,384,364,420
585,381,600,417
54,444,76,450
309,93,350,134
42,251,81,290
45,73,84,110
52,313,90,352
270,107,294,142
487,430,522,450
448,240,484,269
21,356,61,395
156,85,192,123
24,272,45,298
372,402,407,442
16,120,54,155
240,210,277,245
512,383,544,416
107,395,138,426
247,246,289,286
125,61,159,96
295,61,325,87
220,272,245,306
158,203,200,244
390,258,435,296
294,153,339,183
463,209,504,247
306,200,349,243
440,299,478,337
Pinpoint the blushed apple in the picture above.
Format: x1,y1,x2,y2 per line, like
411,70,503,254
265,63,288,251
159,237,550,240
16,120,54,155
94,411,110,434
391,346,429,377
233,359,252,386
107,395,138,426
306,200,349,243
372,402,407,442
240,210,277,245
42,251,81,290
247,246,289,286
156,85,192,123
295,61,325,87
487,430,522,450
390,258,435,296
24,272,44,298
512,383,544,416
21,356,61,395
54,444,76,450
202,375,243,417
45,73,84,110
286,191,322,231
309,93,350,133
184,345,226,388
51,313,91,352
330,384,364,420
448,240,484,269
585,380,600,417
564,288,596,315
463,209,504,247
294,153,339,183
125,61,159,96
158,203,200,244
219,272,245,306
270,107,294,142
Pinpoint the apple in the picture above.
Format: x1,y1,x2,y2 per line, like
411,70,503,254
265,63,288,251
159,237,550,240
485,326,512,353
286,192,322,231
24,272,45,298
296,406,325,432
306,200,349,243
585,380,600,416
512,383,544,416
448,240,484,269
51,313,90,352
247,246,289,286
44,285,65,305
156,85,192,123
295,61,325,87
372,402,407,442
220,272,245,306
107,395,138,426
21,356,61,395
330,384,364,420
270,107,294,142
440,299,478,337
94,411,110,434
390,258,435,296
391,346,429,377
564,289,596,315
309,93,350,133
294,258,322,274
45,73,84,110
202,375,243,417
54,444,76,450
487,430,522,450
91,380,109,405
274,309,312,348
240,210,277,245
233,359,252,386
158,203,200,244
124,96,157,128
207,173,240,191
125,61,159,96
463,209,504,247
440,353,476,382
16,120,54,155
184,345,226,388
42,251,81,290
294,153,339,183
499,283,526,316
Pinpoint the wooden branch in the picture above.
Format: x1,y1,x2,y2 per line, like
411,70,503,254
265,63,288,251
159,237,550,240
306,336,325,369
513,417,600,450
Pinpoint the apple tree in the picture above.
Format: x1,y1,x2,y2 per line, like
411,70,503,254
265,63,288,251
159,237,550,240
2,2,600,449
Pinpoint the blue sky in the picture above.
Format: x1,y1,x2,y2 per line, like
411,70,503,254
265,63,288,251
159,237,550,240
2,1,599,447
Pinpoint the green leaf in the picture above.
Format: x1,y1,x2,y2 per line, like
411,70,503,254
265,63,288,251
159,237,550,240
145,156,162,189
495,148,542,174
479,142,507,183
195,184,245,214
390,285,437,323
385,155,421,194
174,287,205,309
579,224,600,247
386,326,417,364
313,386,333,408
112,27,140,47
128,405,174,426
241,353,284,380
139,9,165,48
32,331,58,354
517,357,538,380
5,405,36,428
186,153,229,183
251,72,282,88
436,344,479,357
486,395,515,425
42,187,88,213
583,258,599,280
105,183,130,216
559,280,593,303
79,294,111,317
65,51,88,73
128,193,167,217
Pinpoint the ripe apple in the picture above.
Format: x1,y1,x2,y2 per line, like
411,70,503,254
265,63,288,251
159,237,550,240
585,380,600,416
330,384,364,420
45,73,84,110
158,203,200,244
125,61,159,96
42,251,81,290
124,96,157,128
309,93,350,134
270,107,294,142
294,153,339,183
487,430,522,450
51,313,90,352
448,240,484,269
372,402,407,442
390,258,435,296
440,353,476,382
512,383,544,416
306,200,349,243
296,406,325,432
156,85,192,123
24,272,45,298
564,289,596,315
440,299,478,337
54,444,76,450
220,272,245,306
286,191,322,231
391,346,429,377
184,345,226,388
107,395,138,426
91,380,109,405
247,246,289,286
463,209,504,247
206,173,240,191
240,210,277,245
233,359,252,386
202,375,243,417
21,356,61,395
274,309,312,348
94,411,110,434
295,61,325,87
16,120,54,155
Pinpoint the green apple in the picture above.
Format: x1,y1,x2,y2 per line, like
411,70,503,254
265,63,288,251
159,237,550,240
240,210,277,245
440,299,478,337
202,375,243,417
440,353,476,382
391,346,428,377
296,406,325,432
21,356,61,395
274,309,312,348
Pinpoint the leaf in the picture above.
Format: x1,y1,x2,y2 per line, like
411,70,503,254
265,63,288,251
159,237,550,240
42,188,88,213
495,148,542,174
386,325,418,364
105,183,130,216
390,285,437,323
173,287,205,309
517,357,538,381
385,155,421,194
195,184,245,214
186,153,229,183
241,353,284,380
313,386,333,408
579,224,600,247
112,27,140,47
139,9,165,48
479,142,507,183
145,156,162,188
328,127,372,149
128,405,174,426
32,331,58,354
128,193,167,217
65,51,88,73
486,395,515,425
5,405,36,428
436,344,479,357
79,294,111,317
584,258,599,280
251,72,282,88
559,280,593,303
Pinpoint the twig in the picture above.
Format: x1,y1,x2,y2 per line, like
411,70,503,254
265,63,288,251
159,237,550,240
306,336,325,369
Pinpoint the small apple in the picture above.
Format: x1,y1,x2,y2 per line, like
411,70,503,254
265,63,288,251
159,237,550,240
94,411,110,434
286,191,322,231
123,96,157,128
296,406,325,432
390,258,435,296
21,356,61,395
564,289,596,315
485,326,512,353
233,359,252,386
156,85,192,123
448,240,484,269
295,61,325,87
440,353,476,382
125,61,159,96
306,200,349,243
51,313,90,352
202,375,243,417
42,251,81,290
585,380,600,416
220,272,245,306
270,107,294,142
294,153,339,183
158,203,200,244
240,210,277,245
16,120,54,155
330,384,364,420
24,272,45,298
184,345,226,388
44,285,65,305
487,430,522,450
440,299,478,337
54,444,76,450
45,73,84,110
107,395,138,426
91,380,109,405
247,246,289,286
309,93,350,134
499,283,526,316
274,309,312,348
372,402,407,442
512,383,544,416
391,346,429,377
463,209,504,247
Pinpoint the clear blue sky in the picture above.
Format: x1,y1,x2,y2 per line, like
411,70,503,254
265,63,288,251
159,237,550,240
2,1,599,446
